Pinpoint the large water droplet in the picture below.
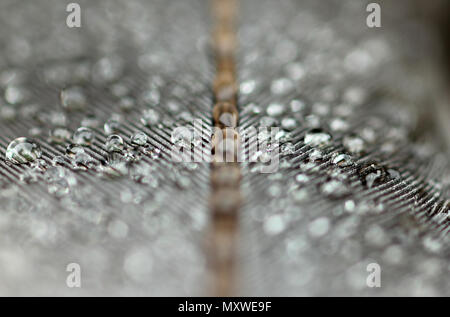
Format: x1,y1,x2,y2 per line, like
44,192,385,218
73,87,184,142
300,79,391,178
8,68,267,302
5,137,41,164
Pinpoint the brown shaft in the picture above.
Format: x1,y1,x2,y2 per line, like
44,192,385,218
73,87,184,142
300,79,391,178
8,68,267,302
209,0,241,296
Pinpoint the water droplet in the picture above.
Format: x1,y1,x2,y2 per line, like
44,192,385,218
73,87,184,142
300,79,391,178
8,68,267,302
105,135,125,153
329,118,349,132
343,135,365,154
131,132,148,146
304,129,331,147
118,97,135,112
308,217,330,238
285,62,305,80
304,115,321,128
291,188,310,203
358,162,387,188
171,127,198,149
257,130,271,143
240,80,256,95
108,219,129,239
49,128,71,144
19,170,38,184
321,179,350,199
66,144,85,157
151,148,161,159
92,56,123,84
387,169,401,179
295,173,310,184
5,85,27,104
123,248,153,282
267,103,285,117
344,200,356,212
48,111,67,126
73,127,95,145
281,117,297,131
312,102,329,116
81,114,100,128
290,100,305,113
332,153,353,167
73,151,95,167
308,149,323,162
263,215,286,235
365,170,382,189
5,137,42,164
60,86,87,110
259,116,278,127
382,245,404,265
271,78,293,95
141,109,160,126
104,119,121,135
365,225,389,247
47,179,70,197
52,155,66,166
423,236,442,253
0,105,16,120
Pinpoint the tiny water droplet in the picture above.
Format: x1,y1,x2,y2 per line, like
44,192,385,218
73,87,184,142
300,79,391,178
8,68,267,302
332,153,353,167
343,135,365,154
5,85,27,104
81,114,101,128
105,135,125,153
66,144,85,157
295,173,310,184
358,162,387,188
141,109,160,126
271,78,293,95
329,118,349,132
104,119,121,135
304,129,331,147
290,100,305,113
263,214,286,235
52,155,66,166
131,131,148,146
49,128,71,144
60,86,87,110
240,80,256,95
321,179,350,199
308,217,330,238
118,97,135,112
281,117,297,131
73,127,95,145
309,149,323,162
267,103,285,117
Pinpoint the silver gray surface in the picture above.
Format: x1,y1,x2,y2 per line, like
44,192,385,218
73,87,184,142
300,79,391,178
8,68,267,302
0,0,213,296
236,0,450,296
